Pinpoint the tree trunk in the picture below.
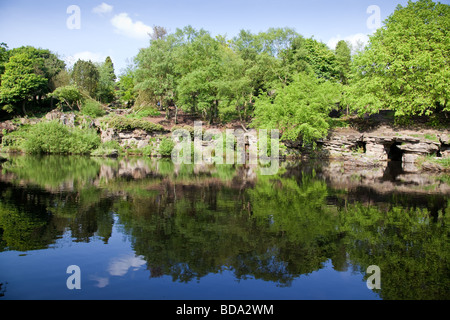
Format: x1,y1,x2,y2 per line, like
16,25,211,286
22,100,27,116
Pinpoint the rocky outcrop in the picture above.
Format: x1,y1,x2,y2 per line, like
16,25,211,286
100,127,164,149
45,109,77,127
319,126,449,172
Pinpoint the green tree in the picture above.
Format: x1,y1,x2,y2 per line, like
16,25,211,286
71,59,100,98
9,46,66,95
345,0,450,117
0,42,9,81
0,52,47,114
135,35,177,118
96,56,116,103
335,40,352,85
117,64,137,107
49,85,84,111
174,31,226,124
252,72,341,146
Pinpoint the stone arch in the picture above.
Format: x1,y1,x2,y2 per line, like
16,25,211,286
387,142,404,161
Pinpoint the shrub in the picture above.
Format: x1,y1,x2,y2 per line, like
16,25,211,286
158,137,175,157
2,121,100,155
82,100,106,118
91,140,122,157
105,115,165,132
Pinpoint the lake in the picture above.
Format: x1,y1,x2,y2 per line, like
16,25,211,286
0,155,448,300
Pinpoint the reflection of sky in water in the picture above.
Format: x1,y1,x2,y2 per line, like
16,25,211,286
108,254,146,277
91,254,146,288
0,156,448,300
0,218,380,300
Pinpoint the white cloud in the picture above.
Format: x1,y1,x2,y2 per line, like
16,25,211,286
65,51,107,67
110,13,153,40
93,3,113,15
327,33,370,54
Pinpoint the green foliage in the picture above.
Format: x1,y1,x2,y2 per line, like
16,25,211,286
8,46,66,93
158,137,175,156
132,26,344,125
0,42,9,78
49,85,83,111
91,139,122,157
2,121,100,154
127,106,161,119
117,65,136,107
345,0,450,117
96,56,116,103
105,115,165,132
0,52,47,113
335,40,352,85
252,72,341,145
81,99,105,118
71,59,100,98
134,36,177,117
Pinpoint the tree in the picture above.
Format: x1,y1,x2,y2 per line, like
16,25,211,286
117,64,136,107
71,59,100,98
345,0,450,118
0,52,47,114
134,35,177,118
49,85,83,111
8,46,66,96
96,56,116,103
335,40,352,85
174,31,225,124
251,72,341,146
0,43,9,81
151,25,168,40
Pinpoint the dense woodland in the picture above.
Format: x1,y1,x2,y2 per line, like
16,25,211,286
0,0,448,150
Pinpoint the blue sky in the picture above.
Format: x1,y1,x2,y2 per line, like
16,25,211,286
0,0,415,75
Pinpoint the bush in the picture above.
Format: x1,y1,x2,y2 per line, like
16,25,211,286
82,100,106,118
158,137,175,157
91,140,122,157
105,115,165,132
2,121,100,155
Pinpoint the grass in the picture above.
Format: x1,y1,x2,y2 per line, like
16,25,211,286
417,155,450,171
424,133,439,142
126,106,161,119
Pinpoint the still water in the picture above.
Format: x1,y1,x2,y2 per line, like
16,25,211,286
0,155,448,300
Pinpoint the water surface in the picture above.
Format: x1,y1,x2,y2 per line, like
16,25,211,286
0,155,448,300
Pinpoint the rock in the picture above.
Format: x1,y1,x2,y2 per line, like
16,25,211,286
438,133,450,145
398,142,439,154
365,143,387,161
320,126,450,169
45,109,76,127
402,153,420,163
421,160,448,172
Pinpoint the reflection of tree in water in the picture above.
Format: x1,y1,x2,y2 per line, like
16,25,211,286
114,166,345,287
0,156,449,299
0,180,116,250
0,155,116,250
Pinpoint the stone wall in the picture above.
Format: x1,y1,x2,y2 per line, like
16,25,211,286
319,126,449,172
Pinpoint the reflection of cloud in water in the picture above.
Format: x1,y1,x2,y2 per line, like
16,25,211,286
91,276,109,288
90,254,146,288
108,254,146,276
